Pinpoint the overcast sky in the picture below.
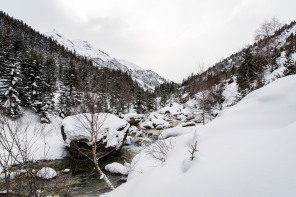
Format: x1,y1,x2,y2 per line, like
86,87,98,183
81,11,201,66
1,0,295,82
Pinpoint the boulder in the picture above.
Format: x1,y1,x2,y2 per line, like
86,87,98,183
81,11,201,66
123,113,143,126
134,138,152,146
62,113,130,159
181,121,196,127
37,167,57,180
105,162,130,175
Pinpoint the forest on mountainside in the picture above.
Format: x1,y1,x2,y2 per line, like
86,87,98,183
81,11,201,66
0,11,158,122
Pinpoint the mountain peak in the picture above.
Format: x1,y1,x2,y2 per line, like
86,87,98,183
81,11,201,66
44,31,168,90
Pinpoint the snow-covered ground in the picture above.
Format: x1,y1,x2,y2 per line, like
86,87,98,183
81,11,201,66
0,113,65,172
103,75,296,197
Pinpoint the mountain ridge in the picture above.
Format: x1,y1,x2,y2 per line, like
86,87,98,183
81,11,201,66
45,30,168,90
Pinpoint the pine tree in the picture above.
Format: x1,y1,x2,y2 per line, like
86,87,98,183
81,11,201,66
271,48,281,71
283,48,296,76
38,56,56,123
0,62,23,118
0,32,24,118
135,89,143,114
58,59,81,117
237,48,256,95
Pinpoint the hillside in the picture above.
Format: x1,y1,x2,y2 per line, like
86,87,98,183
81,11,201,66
104,74,296,197
166,20,296,124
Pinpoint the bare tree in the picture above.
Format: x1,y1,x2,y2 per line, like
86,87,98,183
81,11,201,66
255,17,282,72
146,134,175,162
194,62,207,125
74,93,115,190
0,113,42,196
0,114,20,196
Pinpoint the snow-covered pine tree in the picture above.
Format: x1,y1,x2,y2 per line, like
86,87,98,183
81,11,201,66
0,62,23,118
38,56,57,123
237,47,256,95
58,59,81,118
0,32,24,118
135,88,143,114
283,48,296,76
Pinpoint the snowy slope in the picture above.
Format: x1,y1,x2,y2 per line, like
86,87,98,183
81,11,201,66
45,30,168,90
103,75,296,197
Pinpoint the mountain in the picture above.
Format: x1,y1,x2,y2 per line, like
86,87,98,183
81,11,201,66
45,30,168,90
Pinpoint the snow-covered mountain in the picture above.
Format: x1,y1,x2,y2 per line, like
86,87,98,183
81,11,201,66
45,30,168,90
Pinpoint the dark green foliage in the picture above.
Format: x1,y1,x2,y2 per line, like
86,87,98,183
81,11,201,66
271,48,281,71
237,48,257,95
283,48,296,76
58,59,81,117
0,62,23,118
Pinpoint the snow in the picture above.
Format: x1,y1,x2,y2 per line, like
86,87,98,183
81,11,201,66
62,113,129,148
46,30,112,62
159,125,195,139
36,167,57,179
159,102,193,117
0,112,65,173
139,112,170,130
62,169,70,173
123,113,143,123
222,77,239,107
45,31,168,90
117,59,145,71
105,162,129,175
103,75,296,197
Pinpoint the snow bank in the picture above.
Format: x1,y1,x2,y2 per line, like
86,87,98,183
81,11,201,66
159,125,195,139
62,113,129,148
103,75,296,197
0,113,65,172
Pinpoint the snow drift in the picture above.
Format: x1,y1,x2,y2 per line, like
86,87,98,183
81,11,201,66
103,75,296,197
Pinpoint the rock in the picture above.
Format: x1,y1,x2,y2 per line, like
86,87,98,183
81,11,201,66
62,113,130,159
134,138,152,146
37,167,57,180
144,129,161,137
123,113,143,126
182,121,196,127
105,162,129,175
62,169,70,174
156,125,164,130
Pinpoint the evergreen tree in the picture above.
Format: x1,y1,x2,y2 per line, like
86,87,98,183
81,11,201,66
38,57,57,123
58,59,81,117
0,62,23,118
283,48,296,76
237,48,256,95
0,32,25,118
135,89,143,114
271,48,281,71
